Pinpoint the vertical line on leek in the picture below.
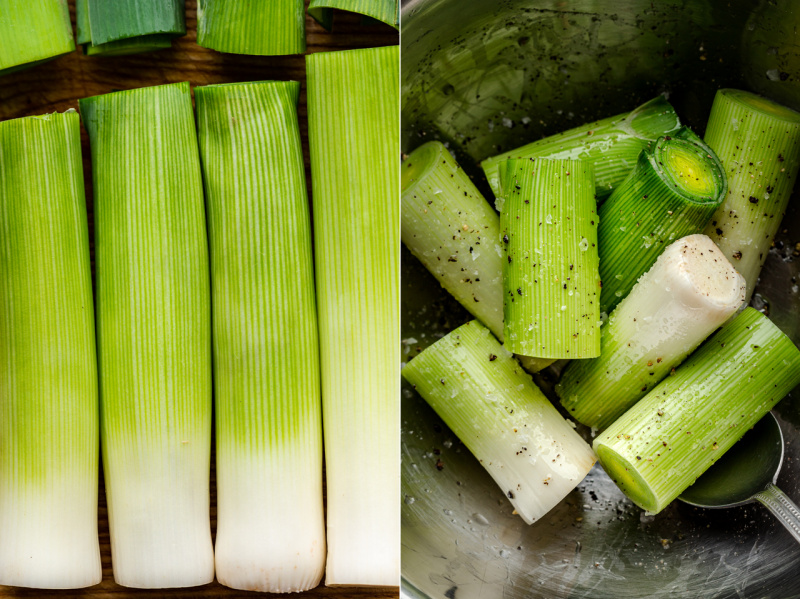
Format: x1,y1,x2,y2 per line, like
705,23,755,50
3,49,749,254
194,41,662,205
309,0,399,30
307,46,400,586
0,0,74,75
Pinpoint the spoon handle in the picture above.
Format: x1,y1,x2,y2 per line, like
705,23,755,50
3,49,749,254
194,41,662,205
753,483,800,544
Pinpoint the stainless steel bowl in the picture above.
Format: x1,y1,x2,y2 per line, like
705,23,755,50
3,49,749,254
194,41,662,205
401,1,800,597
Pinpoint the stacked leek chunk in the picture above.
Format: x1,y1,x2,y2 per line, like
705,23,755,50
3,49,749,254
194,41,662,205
0,0,75,75
309,0,400,30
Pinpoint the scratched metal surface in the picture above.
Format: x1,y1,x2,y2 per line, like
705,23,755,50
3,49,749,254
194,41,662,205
400,0,800,597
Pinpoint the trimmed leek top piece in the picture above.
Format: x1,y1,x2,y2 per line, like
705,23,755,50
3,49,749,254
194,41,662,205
594,307,800,514
309,0,399,30
307,46,399,586
702,88,800,301
0,0,74,75
481,96,682,201
80,82,214,589
196,80,325,593
0,111,101,589
197,0,306,56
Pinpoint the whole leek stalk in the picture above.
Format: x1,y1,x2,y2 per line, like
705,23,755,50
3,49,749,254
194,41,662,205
309,0,399,30
0,112,100,589
196,80,325,593
197,0,305,56
481,96,682,201
558,234,745,430
0,0,74,76
594,307,800,514
80,82,214,589
307,46,400,586
702,88,800,302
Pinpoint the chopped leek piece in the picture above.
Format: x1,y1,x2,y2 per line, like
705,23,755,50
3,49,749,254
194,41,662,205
79,82,214,589
307,46,399,586
402,320,597,524
0,0,74,75
309,0,399,30
196,80,325,593
702,89,800,301
558,234,745,430
594,307,800,514
0,111,100,589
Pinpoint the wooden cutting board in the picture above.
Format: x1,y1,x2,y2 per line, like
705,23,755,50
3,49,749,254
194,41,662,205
0,2,399,597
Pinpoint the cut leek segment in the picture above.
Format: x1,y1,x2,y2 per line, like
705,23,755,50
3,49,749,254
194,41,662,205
0,0,74,75
702,88,800,302
501,158,601,360
594,307,800,515
79,82,214,589
197,0,305,56
196,80,325,593
307,46,399,586
402,320,596,524
558,234,745,431
481,96,681,202
309,0,399,30
598,134,727,314
0,112,100,589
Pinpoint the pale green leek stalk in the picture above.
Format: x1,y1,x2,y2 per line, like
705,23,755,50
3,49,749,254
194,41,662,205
80,82,213,589
0,112,100,589
594,307,800,514
558,234,745,430
501,158,601,359
309,0,399,30
307,46,400,586
0,0,74,76
402,321,596,524
196,80,325,593
481,96,681,201
197,0,305,56
702,89,800,302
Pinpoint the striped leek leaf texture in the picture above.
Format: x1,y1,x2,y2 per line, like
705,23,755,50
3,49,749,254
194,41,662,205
195,81,325,593
197,0,306,56
0,0,74,75
309,0,399,30
0,111,101,589
307,45,400,586
79,82,214,589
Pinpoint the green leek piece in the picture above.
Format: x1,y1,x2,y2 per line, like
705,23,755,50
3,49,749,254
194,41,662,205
196,0,305,56
594,307,800,515
309,0,399,30
558,234,745,431
0,0,74,75
597,132,727,314
501,158,601,359
702,89,800,302
481,96,682,201
79,82,214,589
402,320,596,524
0,111,100,589
307,46,399,586
76,0,185,56
195,81,325,593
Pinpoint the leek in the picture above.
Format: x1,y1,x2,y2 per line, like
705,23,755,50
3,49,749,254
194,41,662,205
558,234,745,430
79,82,214,589
594,307,800,514
702,89,800,301
481,96,682,201
501,158,601,359
597,132,726,314
307,46,399,586
0,0,74,76
0,111,100,589
309,0,399,30
402,320,597,524
196,0,305,56
195,80,325,593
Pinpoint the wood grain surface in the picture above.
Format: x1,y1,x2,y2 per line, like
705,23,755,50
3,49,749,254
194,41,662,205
0,2,399,597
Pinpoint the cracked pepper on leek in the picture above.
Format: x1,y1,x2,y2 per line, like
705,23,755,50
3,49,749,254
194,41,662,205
0,0,74,75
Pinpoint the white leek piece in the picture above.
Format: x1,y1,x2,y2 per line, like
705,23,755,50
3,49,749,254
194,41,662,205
307,46,400,586
402,320,597,524
558,234,746,430
80,82,214,588
196,80,325,593
0,112,101,589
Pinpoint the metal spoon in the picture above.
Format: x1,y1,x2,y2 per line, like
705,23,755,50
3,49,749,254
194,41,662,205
679,412,800,543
